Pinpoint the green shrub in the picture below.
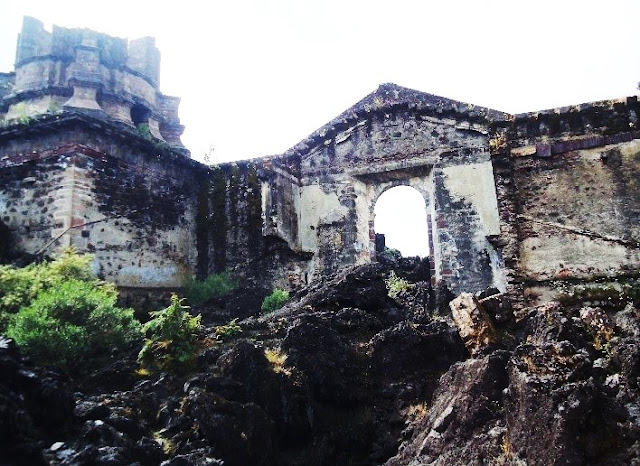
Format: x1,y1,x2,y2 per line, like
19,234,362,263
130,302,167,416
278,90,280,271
185,272,236,306
7,306,87,368
215,318,242,342
47,250,95,282
1,250,141,370
6,280,141,370
385,271,411,298
379,247,402,262
0,248,95,316
138,294,202,372
0,263,47,315
261,288,290,314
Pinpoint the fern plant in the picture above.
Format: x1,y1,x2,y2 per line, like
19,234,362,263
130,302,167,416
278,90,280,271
138,294,202,372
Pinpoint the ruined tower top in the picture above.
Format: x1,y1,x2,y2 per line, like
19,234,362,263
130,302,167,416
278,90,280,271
0,16,188,155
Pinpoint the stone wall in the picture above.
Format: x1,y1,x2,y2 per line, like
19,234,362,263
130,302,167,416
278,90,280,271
197,162,263,275
0,110,314,299
265,84,508,293
4,82,640,303
3,17,640,303
0,112,201,288
492,97,640,304
0,73,14,102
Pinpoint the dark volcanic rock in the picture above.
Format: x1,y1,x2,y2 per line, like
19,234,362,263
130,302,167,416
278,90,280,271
4,265,640,466
371,321,467,387
389,299,640,465
217,340,314,443
182,388,275,466
504,302,640,465
76,358,140,394
387,351,509,465
282,314,368,407
160,447,223,466
390,281,434,323
0,337,74,466
612,304,640,386
294,263,393,313
479,292,514,324
217,340,274,400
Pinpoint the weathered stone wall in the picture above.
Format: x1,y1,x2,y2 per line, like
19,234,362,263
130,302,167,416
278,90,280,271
493,97,640,303
0,73,14,102
4,17,640,302
197,162,263,275
268,84,508,293
433,161,502,292
0,151,64,256
0,108,313,302
260,158,300,252
0,112,201,288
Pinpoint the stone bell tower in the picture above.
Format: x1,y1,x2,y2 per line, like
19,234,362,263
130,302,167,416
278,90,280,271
1,16,188,155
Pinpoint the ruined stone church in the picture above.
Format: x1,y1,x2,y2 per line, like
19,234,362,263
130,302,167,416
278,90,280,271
1,17,639,306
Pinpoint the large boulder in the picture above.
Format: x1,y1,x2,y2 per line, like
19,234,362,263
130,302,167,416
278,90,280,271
504,302,640,465
182,388,275,466
449,293,499,356
217,340,314,444
291,264,393,314
282,315,367,406
370,321,467,389
387,351,509,465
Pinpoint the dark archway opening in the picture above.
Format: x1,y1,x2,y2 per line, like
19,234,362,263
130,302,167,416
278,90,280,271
130,103,150,127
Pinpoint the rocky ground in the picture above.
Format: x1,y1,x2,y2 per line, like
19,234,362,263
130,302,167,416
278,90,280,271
2,260,640,465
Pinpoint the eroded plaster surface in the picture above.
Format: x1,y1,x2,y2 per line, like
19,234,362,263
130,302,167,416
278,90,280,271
441,162,500,237
299,184,348,252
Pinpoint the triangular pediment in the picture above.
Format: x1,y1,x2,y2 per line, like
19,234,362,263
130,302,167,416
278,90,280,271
284,83,509,158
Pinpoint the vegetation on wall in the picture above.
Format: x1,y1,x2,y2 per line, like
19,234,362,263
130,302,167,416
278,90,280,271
195,163,263,276
0,220,15,263
136,122,152,139
558,281,640,310
195,178,212,278
209,166,229,272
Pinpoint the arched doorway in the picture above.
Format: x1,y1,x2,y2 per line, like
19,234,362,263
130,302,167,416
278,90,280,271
374,186,430,257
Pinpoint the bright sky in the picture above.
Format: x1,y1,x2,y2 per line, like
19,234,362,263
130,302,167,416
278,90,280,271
1,1,639,163
375,187,430,257
1,1,639,256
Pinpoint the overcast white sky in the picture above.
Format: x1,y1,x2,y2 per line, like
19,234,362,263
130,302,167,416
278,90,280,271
2,1,639,163
1,1,639,256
